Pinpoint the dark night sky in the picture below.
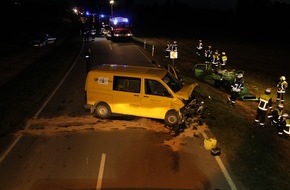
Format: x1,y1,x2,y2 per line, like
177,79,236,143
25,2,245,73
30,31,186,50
4,0,289,41
7,0,290,12
87,0,290,10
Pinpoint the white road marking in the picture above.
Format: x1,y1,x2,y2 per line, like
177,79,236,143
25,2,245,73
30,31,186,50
0,43,85,164
0,135,21,163
96,153,107,190
215,156,238,190
33,44,85,119
201,132,238,190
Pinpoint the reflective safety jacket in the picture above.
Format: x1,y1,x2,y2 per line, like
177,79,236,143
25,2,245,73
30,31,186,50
221,55,227,66
268,108,283,123
231,77,244,92
212,53,220,64
282,118,290,135
204,48,213,58
171,44,178,52
196,42,203,50
258,94,272,111
277,80,288,93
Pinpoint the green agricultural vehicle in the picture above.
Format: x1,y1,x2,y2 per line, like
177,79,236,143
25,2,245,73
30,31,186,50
193,63,257,101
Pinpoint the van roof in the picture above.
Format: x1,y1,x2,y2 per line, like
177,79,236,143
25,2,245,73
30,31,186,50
90,64,167,78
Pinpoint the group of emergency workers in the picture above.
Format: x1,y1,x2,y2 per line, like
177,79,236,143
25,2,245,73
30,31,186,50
195,40,289,137
196,40,228,71
196,40,240,106
165,41,178,58
254,76,289,136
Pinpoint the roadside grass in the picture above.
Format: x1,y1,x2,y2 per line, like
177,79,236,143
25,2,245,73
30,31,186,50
133,36,290,190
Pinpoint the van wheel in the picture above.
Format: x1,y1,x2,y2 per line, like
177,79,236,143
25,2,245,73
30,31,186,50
164,110,180,127
95,103,111,119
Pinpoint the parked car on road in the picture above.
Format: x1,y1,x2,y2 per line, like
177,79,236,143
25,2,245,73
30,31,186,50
31,33,56,47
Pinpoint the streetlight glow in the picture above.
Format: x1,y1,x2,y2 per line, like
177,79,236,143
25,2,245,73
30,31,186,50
109,0,114,18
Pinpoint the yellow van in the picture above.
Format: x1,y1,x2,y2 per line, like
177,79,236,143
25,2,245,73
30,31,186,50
85,64,197,127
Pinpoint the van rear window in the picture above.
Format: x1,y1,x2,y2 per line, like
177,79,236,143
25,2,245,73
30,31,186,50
113,76,141,93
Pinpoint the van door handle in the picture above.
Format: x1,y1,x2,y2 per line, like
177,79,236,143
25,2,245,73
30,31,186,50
143,95,149,98
134,95,139,97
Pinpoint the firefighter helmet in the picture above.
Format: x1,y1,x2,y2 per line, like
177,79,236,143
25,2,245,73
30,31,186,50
265,88,271,94
278,104,284,109
222,52,226,55
282,113,289,118
237,73,243,78
280,76,286,81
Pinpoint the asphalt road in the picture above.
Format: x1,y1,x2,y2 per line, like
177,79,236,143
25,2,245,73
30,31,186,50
0,37,238,190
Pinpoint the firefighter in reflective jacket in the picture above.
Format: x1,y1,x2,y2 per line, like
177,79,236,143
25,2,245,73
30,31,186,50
220,52,227,70
204,45,213,63
276,76,288,104
165,41,172,58
196,40,203,56
255,88,273,127
227,73,244,106
171,41,178,52
280,113,290,136
212,49,220,71
267,104,283,134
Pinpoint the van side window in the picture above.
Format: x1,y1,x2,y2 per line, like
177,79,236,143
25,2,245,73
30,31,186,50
113,76,141,93
145,79,171,97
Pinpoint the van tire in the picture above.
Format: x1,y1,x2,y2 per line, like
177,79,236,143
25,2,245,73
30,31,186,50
164,110,180,127
95,102,111,119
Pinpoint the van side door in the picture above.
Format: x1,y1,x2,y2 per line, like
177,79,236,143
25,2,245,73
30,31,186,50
112,76,141,115
139,78,173,119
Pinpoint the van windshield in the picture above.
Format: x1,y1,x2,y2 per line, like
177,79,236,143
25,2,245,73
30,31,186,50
162,72,183,93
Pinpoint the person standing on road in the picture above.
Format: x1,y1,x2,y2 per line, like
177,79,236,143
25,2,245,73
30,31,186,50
276,76,288,104
204,45,213,64
165,41,172,58
84,28,90,42
255,88,273,127
196,40,203,56
220,52,228,70
267,104,284,134
171,41,178,52
227,73,244,106
212,49,220,71
85,48,92,73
